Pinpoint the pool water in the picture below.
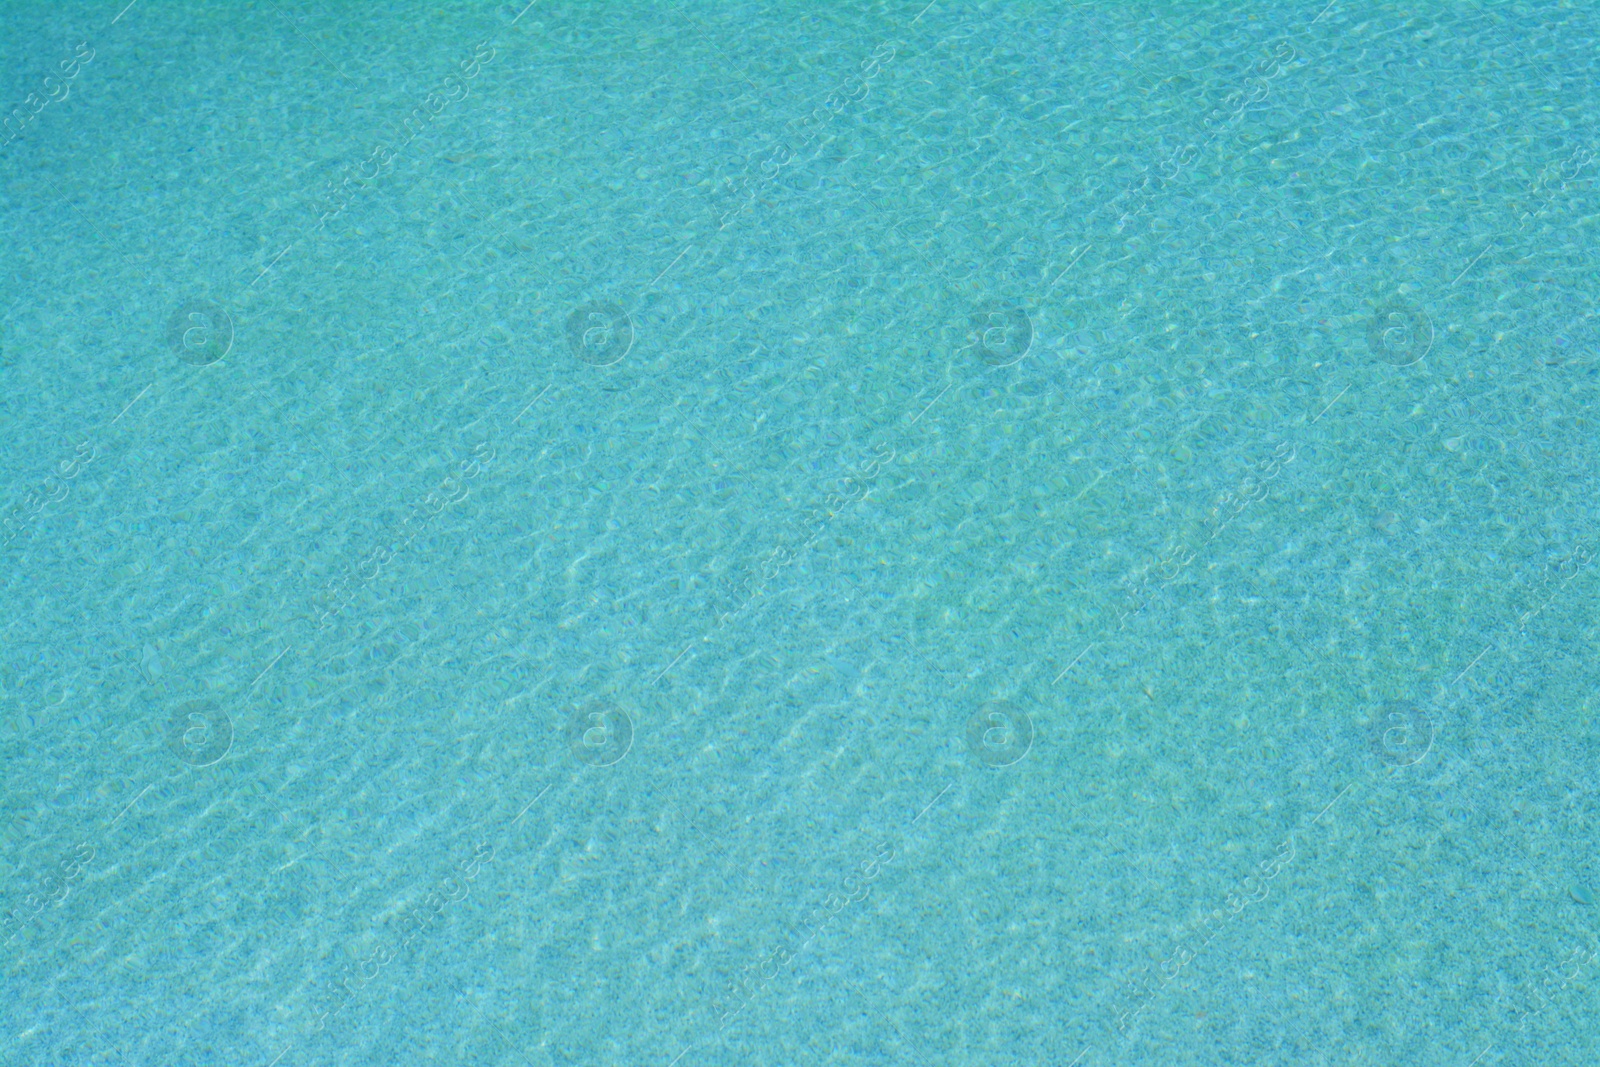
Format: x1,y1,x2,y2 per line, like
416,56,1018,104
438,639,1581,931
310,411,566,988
2,2,1598,1065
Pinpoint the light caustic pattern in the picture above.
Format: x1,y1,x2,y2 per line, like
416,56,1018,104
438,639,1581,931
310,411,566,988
1,3,1599,1067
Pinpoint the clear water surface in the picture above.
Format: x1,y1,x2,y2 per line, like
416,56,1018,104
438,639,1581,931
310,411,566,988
2,2,1598,1065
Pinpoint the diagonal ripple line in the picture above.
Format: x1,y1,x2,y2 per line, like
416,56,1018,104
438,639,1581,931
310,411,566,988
250,244,295,290
652,643,696,685
110,383,154,426
1312,782,1356,824
249,647,292,694
107,783,154,830
1450,243,1494,287
911,782,953,826
1451,644,1493,687
1309,384,1350,425
642,244,695,300
908,382,952,426
510,783,552,827
1054,643,1095,685
513,384,555,423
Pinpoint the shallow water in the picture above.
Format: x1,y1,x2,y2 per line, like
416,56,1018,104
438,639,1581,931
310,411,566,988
2,2,1598,1065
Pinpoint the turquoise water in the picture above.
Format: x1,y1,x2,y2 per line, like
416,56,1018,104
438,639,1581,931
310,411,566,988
2,1,1598,1063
